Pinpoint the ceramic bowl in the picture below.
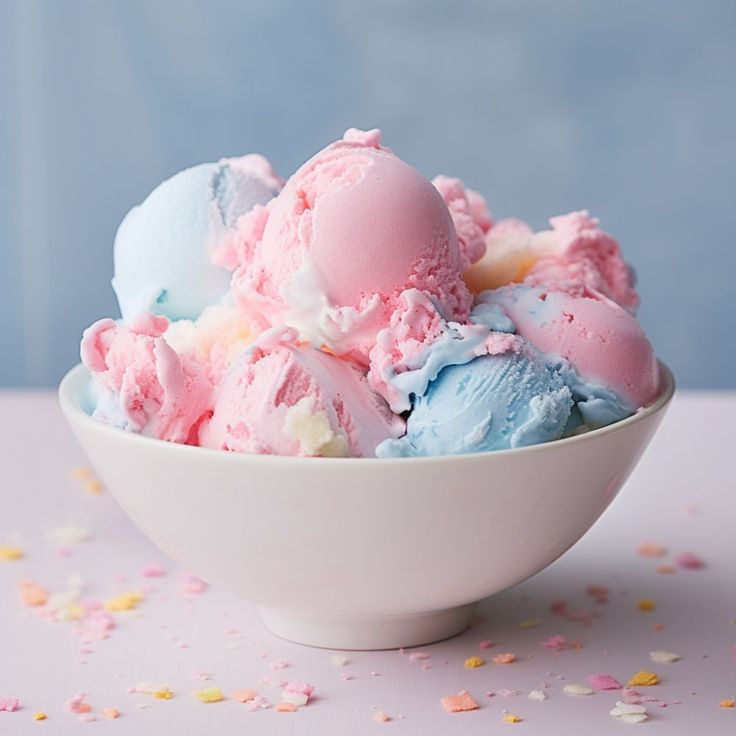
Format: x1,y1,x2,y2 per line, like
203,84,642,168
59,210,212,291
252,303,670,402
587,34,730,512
59,362,674,649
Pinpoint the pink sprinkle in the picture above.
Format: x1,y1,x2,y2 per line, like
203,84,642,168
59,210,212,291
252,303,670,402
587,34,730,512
479,640,494,650
56,546,73,557
485,691,495,698
588,673,622,690
176,641,190,649
259,674,286,687
283,681,315,697
65,693,92,713
245,695,270,711
179,571,208,595
78,713,97,723
675,551,706,570
0,697,20,712
408,651,430,662
140,564,167,577
421,663,432,670
339,673,353,681
189,668,212,681
269,659,290,670
542,635,566,651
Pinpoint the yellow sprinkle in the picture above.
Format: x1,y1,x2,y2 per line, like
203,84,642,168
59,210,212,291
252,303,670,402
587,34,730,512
720,699,736,708
69,466,92,480
193,687,224,704
153,689,174,700
0,545,24,561
104,592,143,612
518,617,542,629
464,655,486,668
33,712,47,721
628,671,660,686
84,479,104,493
637,598,656,612
503,713,523,723
59,604,86,621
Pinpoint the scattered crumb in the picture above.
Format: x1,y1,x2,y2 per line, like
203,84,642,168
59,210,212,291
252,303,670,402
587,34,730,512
542,635,566,651
656,565,676,574
140,564,166,578
373,710,391,722
563,684,594,696
493,653,516,664
628,671,660,686
47,523,92,546
441,691,479,713
231,689,258,703
64,693,91,713
637,598,656,612
193,687,224,704
650,650,681,664
408,651,430,662
636,542,667,557
103,592,143,612
102,707,120,719
269,659,290,670
588,673,623,690
18,579,47,606
720,699,735,708
330,654,348,667
528,690,548,701
503,713,523,723
276,702,297,713
518,617,542,629
464,656,486,668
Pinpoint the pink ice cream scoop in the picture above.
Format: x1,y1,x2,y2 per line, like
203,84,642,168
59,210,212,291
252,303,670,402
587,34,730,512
227,128,473,363
80,314,213,443
465,210,639,313
481,284,659,414
198,328,405,457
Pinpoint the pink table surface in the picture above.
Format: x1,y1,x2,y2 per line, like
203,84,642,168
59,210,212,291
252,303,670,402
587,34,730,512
0,390,734,735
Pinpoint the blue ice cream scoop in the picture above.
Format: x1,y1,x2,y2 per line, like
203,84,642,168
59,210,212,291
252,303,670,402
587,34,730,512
112,156,281,322
376,348,572,457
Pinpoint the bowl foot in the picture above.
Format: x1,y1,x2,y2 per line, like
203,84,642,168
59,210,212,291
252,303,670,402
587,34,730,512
258,603,476,650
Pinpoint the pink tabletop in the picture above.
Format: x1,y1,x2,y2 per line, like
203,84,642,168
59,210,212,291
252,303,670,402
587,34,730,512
0,390,734,734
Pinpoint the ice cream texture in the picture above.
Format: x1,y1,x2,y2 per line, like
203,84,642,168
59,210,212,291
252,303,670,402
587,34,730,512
80,127,662,457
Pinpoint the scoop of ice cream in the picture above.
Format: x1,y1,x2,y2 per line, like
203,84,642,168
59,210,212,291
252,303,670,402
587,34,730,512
112,154,282,322
432,175,492,269
465,211,639,313
163,304,253,385
376,347,572,457
368,289,518,413
228,128,472,363
80,313,213,443
480,284,659,427
198,328,405,457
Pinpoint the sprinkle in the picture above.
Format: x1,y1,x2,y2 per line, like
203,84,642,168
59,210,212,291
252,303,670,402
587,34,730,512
330,655,348,666
720,699,736,708
193,687,224,704
493,652,516,664
339,673,353,681
628,671,660,686
636,542,667,557
464,656,486,668
588,673,622,690
0,697,20,712
585,584,609,603
563,684,594,696
19,580,47,606
131,682,173,699
179,571,208,595
528,690,548,701
281,682,314,706
33,712,47,720
64,693,91,713
102,707,120,719
373,710,391,722
78,713,97,723
47,523,92,546
269,659,290,670
276,702,297,713
503,713,523,723
656,565,676,574
0,545,23,561
84,479,104,493
499,689,520,698
69,466,93,481
675,551,705,570
610,701,648,723
259,674,286,687
103,592,143,612
232,689,258,703
441,691,479,713
637,599,656,612
408,651,431,662
245,695,270,711
649,650,681,664
479,640,494,649
519,617,542,629
542,635,566,651
568,639,584,650
190,668,212,682
140,565,166,578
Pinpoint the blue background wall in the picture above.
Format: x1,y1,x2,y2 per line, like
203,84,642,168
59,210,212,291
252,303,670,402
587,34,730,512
1,0,734,387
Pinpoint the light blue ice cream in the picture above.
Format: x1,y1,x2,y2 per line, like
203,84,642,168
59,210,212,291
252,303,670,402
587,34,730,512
112,157,280,322
376,348,572,457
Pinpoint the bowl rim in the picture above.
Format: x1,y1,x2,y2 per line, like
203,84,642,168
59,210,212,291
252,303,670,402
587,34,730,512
58,361,675,468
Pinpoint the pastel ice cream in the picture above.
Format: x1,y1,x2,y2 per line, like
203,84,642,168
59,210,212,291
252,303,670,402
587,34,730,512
377,347,572,457
113,155,282,322
479,284,659,427
227,129,473,362
80,314,213,443
464,211,639,313
199,328,404,457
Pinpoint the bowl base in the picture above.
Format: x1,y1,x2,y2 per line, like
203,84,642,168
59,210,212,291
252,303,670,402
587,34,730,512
258,603,476,650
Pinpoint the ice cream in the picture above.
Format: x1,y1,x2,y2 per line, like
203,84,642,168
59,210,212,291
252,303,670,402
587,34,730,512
79,127,662,458
464,211,639,313
80,313,213,443
376,347,572,457
226,128,473,363
199,328,404,457
113,155,282,322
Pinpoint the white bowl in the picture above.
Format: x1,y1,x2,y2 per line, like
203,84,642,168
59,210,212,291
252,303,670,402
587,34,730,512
59,362,674,650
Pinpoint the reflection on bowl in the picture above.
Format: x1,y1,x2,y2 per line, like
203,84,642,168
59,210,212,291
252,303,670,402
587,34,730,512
59,362,674,649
